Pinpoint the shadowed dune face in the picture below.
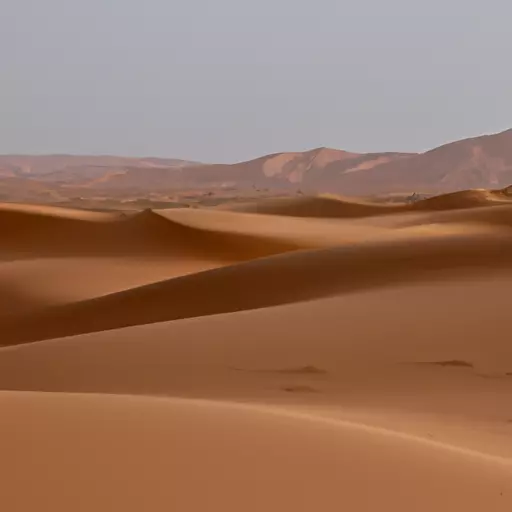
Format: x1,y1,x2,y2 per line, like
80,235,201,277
2,230,512,345
0,257,224,315
0,203,304,260
2,274,512,402
2,193,512,344
2,189,512,510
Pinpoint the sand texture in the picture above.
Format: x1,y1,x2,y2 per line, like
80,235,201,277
1,190,512,511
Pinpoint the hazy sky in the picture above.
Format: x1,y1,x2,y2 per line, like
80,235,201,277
3,0,512,162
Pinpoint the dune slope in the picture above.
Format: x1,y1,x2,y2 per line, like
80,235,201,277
2,228,512,345
1,273,512,410
0,203,307,260
0,257,223,315
1,392,511,512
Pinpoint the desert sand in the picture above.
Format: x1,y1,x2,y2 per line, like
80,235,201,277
1,189,512,510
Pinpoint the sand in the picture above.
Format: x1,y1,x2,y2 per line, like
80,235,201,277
1,190,512,510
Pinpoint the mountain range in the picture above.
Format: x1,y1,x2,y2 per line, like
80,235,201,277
1,128,512,202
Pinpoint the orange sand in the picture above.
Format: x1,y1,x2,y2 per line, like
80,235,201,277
1,190,512,510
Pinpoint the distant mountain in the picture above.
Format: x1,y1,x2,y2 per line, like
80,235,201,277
0,155,199,180
325,128,512,195
77,148,413,192
1,129,512,200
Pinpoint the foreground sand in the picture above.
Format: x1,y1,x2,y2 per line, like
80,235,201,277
2,392,512,511
1,191,512,510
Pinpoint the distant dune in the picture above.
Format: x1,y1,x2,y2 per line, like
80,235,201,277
222,195,401,217
223,187,512,218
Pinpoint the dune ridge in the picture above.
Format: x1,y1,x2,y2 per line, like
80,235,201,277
0,203,304,260
2,228,512,345
224,187,512,218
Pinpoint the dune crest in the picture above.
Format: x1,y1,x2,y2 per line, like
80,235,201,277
0,203,303,260
224,187,512,218
2,225,512,345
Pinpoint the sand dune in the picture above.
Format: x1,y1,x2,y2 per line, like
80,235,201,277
3,273,512,459
0,203,302,260
0,257,221,315
0,203,318,315
157,206,391,244
2,226,511,345
223,195,402,217
2,189,512,510
400,203,512,229
412,187,512,210
2,392,511,512
1,274,512,412
224,187,512,218
0,202,397,315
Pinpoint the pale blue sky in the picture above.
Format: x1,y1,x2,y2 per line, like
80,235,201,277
3,0,511,162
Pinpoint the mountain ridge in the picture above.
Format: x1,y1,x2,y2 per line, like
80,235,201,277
1,128,511,200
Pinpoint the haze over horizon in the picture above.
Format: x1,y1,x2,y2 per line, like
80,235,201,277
5,0,512,162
